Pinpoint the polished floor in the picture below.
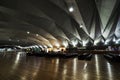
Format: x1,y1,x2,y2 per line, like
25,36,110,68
0,52,120,80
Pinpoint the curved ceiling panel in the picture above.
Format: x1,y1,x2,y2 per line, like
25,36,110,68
0,0,120,47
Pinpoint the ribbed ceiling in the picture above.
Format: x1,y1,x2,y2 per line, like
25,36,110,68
0,0,120,47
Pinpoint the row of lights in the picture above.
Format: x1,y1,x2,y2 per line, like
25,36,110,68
104,39,120,45
8,31,39,42
27,31,39,37
23,38,120,53
71,39,120,47
68,6,120,46
9,39,20,42
69,6,83,28
25,31,120,47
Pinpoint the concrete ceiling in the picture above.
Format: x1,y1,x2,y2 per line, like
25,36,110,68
0,0,120,47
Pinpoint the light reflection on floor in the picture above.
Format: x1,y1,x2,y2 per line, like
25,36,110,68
95,54,100,80
107,62,113,80
0,52,120,80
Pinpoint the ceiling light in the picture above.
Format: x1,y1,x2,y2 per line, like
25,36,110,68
116,41,119,44
69,7,74,12
36,34,39,36
80,24,83,28
104,42,108,45
104,40,109,45
116,39,120,44
63,41,68,48
83,41,87,46
27,31,30,34
72,40,78,47
56,43,60,48
94,40,98,46
113,38,116,42
49,45,53,48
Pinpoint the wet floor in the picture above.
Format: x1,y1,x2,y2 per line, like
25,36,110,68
0,52,120,80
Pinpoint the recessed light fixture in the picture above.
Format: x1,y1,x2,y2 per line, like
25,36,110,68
36,34,39,36
69,7,74,12
27,31,30,34
80,24,83,28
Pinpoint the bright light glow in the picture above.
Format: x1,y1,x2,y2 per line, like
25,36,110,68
27,31,30,34
56,59,59,64
48,45,53,48
17,46,22,49
39,45,45,50
47,48,53,52
83,73,88,80
101,39,104,43
69,7,74,12
116,41,119,44
94,43,97,46
47,47,66,52
44,45,47,48
60,47,66,52
95,55,100,79
55,42,60,48
63,64,67,74
35,45,39,48
105,42,108,45
15,52,22,64
31,45,36,48
55,59,59,73
83,41,87,46
0,48,5,52
80,24,83,28
72,40,78,47
62,64,67,80
12,52,23,70
53,48,60,52
63,41,68,48
105,40,109,45
36,34,39,36
116,39,120,44
94,40,99,46
107,62,113,80
83,63,88,70
113,38,116,42
73,58,77,74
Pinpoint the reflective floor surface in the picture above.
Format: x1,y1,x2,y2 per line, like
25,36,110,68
0,52,120,80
